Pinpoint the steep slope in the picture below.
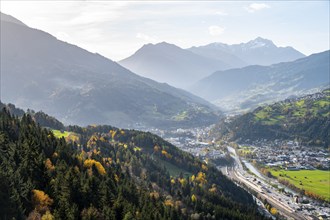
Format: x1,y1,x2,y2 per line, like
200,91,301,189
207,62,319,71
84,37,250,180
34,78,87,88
191,50,329,113
0,108,266,219
189,37,305,67
0,12,27,26
211,89,330,147
0,13,218,128
119,42,231,88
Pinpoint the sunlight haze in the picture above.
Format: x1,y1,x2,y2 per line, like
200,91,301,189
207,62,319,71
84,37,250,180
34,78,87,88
1,1,329,61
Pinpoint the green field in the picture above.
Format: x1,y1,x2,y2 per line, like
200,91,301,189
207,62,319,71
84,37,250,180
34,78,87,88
173,111,189,121
52,130,80,142
270,169,330,201
52,129,71,138
155,156,192,177
253,89,330,123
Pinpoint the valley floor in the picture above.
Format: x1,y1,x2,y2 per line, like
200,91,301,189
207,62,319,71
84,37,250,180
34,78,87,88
151,126,330,219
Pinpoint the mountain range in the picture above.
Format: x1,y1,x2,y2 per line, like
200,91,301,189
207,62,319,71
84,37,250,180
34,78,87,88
189,37,305,67
1,12,328,128
0,12,218,128
191,50,330,113
119,38,305,88
119,42,230,88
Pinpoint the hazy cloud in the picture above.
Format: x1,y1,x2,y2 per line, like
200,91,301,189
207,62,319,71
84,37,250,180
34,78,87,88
246,3,270,13
209,25,225,36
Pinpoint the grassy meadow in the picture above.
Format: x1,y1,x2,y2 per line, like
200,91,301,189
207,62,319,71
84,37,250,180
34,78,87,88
270,169,330,201
52,129,80,143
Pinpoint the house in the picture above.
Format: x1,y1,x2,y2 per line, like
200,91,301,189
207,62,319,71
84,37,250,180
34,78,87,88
286,166,300,171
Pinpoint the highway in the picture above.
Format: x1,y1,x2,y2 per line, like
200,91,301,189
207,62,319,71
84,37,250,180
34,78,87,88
222,147,311,220
229,166,309,219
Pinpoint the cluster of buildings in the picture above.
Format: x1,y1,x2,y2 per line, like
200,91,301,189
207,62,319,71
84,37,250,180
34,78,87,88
149,127,227,161
247,141,329,170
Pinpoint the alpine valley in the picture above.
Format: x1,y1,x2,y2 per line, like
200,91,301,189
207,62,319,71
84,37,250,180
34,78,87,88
1,4,329,220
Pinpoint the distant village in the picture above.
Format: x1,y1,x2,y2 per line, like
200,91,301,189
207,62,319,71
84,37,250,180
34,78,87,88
149,127,226,159
150,127,330,171
242,140,329,170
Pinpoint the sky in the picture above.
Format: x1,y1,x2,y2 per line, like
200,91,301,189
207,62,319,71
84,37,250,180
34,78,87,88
1,1,329,61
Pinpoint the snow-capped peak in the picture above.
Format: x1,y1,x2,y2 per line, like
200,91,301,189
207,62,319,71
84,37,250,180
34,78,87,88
246,37,275,49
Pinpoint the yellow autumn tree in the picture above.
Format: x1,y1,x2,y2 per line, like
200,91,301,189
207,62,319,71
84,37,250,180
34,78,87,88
110,130,117,139
114,174,120,182
84,159,95,168
45,158,55,171
41,211,54,220
93,148,100,155
87,135,98,149
32,190,53,212
164,199,174,207
161,150,172,159
196,172,207,184
83,159,106,176
149,191,160,200
270,207,278,215
191,175,196,182
179,178,187,187
201,164,208,171
191,194,197,203
94,162,106,175
99,136,106,142
209,184,217,193
171,178,176,184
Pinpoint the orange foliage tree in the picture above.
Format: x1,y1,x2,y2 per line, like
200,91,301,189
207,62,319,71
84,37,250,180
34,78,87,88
31,189,53,212
83,159,106,176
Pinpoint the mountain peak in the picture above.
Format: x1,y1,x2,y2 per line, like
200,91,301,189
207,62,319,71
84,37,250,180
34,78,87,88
246,37,275,48
254,37,272,42
143,41,179,49
137,41,184,55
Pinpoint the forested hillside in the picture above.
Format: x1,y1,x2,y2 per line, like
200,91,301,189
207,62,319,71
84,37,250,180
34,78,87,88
0,108,266,219
212,89,330,147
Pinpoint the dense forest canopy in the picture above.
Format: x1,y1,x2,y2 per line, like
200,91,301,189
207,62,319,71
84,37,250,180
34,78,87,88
0,107,266,219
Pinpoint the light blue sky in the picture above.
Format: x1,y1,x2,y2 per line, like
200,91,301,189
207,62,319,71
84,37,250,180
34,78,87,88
1,1,329,61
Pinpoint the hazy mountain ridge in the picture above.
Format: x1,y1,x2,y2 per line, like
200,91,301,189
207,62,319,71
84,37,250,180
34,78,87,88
119,37,305,89
189,45,247,68
119,42,231,88
0,101,65,130
0,13,218,128
211,89,330,147
189,37,305,67
191,50,330,113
